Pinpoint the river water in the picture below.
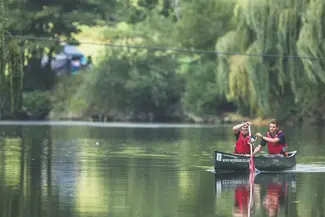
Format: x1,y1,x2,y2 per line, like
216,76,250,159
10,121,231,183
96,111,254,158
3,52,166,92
0,121,324,217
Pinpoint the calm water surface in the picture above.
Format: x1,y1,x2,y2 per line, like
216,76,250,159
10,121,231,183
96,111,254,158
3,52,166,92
0,121,325,217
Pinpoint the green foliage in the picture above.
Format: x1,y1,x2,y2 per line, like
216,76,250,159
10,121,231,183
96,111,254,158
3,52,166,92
48,0,325,123
2,0,325,122
50,73,87,118
214,0,323,120
5,0,139,93
83,56,131,114
175,0,235,50
0,0,24,119
77,50,184,121
296,0,325,83
298,81,325,123
7,39,24,116
125,53,183,116
22,91,51,119
182,60,230,116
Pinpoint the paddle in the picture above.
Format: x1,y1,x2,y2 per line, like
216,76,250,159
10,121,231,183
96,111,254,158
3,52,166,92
248,125,257,217
247,125,255,217
248,125,255,172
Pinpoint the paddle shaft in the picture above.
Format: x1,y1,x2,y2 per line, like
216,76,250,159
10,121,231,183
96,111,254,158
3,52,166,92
248,125,253,153
248,125,255,172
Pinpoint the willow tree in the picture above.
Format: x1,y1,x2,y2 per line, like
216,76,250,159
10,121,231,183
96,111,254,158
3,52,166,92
296,0,325,121
215,0,311,117
0,0,24,119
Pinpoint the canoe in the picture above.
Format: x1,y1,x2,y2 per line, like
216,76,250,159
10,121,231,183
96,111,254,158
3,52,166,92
213,150,297,173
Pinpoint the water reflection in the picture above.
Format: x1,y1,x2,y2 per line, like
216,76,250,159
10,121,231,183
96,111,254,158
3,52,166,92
2,123,325,217
215,173,297,217
0,124,212,217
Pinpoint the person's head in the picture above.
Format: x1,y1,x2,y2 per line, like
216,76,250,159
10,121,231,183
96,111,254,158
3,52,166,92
268,119,279,134
241,121,249,135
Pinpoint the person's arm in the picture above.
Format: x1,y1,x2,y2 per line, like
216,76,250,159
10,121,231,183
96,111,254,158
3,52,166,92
256,132,279,143
252,144,262,155
262,136,279,143
277,132,285,144
252,134,267,155
232,122,251,134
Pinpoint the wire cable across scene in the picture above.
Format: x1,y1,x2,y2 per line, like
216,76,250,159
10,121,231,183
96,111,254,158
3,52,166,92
12,35,324,60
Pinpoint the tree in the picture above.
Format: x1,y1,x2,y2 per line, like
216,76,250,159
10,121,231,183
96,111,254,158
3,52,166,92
0,0,24,119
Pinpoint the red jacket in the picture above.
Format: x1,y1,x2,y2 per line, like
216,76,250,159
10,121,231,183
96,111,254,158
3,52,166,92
266,130,288,154
234,131,251,154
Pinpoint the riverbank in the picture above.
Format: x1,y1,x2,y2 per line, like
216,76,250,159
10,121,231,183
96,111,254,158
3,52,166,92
46,110,272,126
0,112,312,127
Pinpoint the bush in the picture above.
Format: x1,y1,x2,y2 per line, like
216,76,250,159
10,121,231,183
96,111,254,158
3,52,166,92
22,91,52,119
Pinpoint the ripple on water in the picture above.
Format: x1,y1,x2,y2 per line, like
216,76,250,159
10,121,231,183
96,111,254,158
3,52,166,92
294,163,325,173
205,163,325,174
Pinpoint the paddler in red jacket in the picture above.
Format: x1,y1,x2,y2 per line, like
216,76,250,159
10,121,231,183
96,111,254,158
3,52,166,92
232,121,255,156
253,119,288,157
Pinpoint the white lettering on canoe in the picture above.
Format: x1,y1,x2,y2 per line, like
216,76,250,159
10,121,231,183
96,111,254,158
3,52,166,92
220,180,248,185
221,158,250,163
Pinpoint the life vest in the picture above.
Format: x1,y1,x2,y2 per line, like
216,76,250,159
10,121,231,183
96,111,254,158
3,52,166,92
266,130,288,155
234,131,251,154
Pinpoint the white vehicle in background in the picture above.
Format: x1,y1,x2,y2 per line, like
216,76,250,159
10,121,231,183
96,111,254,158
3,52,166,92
41,43,91,76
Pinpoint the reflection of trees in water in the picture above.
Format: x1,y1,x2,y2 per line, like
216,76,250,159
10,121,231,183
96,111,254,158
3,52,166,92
0,126,24,217
297,173,325,217
0,125,77,217
52,138,80,204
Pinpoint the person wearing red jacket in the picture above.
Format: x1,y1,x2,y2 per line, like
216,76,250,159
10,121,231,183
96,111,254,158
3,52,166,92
253,119,288,157
232,121,254,156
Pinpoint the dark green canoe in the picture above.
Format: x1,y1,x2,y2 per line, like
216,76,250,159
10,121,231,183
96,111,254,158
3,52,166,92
213,150,297,173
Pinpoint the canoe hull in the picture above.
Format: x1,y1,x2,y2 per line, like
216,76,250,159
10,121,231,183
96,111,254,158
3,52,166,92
213,150,297,173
